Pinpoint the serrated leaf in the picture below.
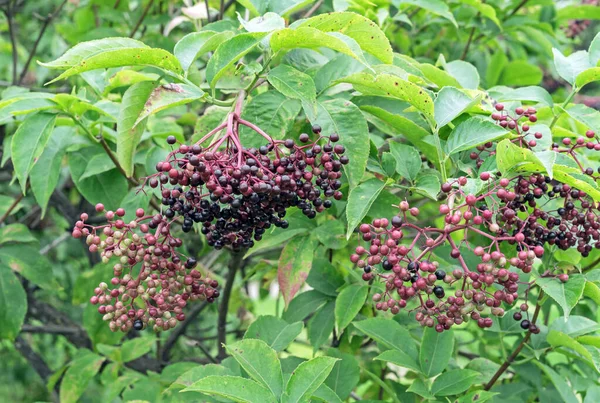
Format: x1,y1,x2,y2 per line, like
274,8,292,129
419,327,454,377
430,369,480,396
282,290,330,323
298,12,393,63
575,67,600,89
553,48,592,85
397,0,458,27
267,64,316,104
244,316,303,352
282,357,338,403
445,116,508,156
345,178,387,238
183,375,277,403
335,284,368,332
0,268,26,340
117,81,155,177
271,28,371,69
308,300,335,349
533,361,578,403
59,351,105,403
375,350,421,373
353,318,418,359
278,235,318,307
0,244,56,290
11,112,56,193
445,60,480,89
434,86,477,128
206,32,267,88
536,275,586,319
174,31,235,73
305,98,369,188
40,37,147,68
0,224,37,245
389,143,421,181
135,83,205,125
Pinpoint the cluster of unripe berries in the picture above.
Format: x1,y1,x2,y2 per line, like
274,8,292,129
351,168,598,332
145,120,347,250
563,0,599,38
72,205,219,332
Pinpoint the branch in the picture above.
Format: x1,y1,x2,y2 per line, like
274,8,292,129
161,301,209,362
3,0,18,84
302,0,324,18
506,0,529,18
217,251,244,360
130,0,154,38
483,290,543,390
21,324,81,335
17,0,68,85
15,335,59,402
0,191,24,224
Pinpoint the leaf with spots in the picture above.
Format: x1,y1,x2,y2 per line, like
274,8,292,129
298,12,393,63
134,83,205,126
336,72,434,122
278,235,318,307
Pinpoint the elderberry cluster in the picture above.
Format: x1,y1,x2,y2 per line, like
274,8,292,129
145,121,347,250
72,205,219,332
351,170,599,333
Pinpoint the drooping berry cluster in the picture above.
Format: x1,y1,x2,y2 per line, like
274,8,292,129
72,205,219,332
143,111,347,250
351,169,599,333
552,132,600,180
563,0,599,38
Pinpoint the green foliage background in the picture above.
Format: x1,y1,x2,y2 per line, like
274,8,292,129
0,0,599,402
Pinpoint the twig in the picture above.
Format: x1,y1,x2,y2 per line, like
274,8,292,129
302,0,323,19
39,232,70,255
204,0,211,23
0,192,24,224
15,336,59,402
583,256,600,272
460,25,477,61
217,251,244,360
21,324,80,335
483,290,544,390
161,302,209,361
18,0,68,85
97,135,138,186
350,391,362,400
506,0,529,18
219,0,224,21
2,1,18,84
196,340,218,363
129,0,154,38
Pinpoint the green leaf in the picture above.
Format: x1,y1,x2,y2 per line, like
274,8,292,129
308,300,335,349
278,235,318,307
389,143,421,181
575,67,600,89
11,112,57,193
335,284,368,332
419,327,454,377
312,384,343,403
445,60,480,89
226,339,283,398
307,258,345,296
324,350,360,400
314,54,365,92
244,316,303,352
40,37,147,68
434,86,476,128
69,149,128,211
499,61,543,86
297,12,393,63
430,369,480,396
282,290,330,323
345,178,387,239
267,64,316,104
239,12,286,33
282,356,339,403
45,46,182,85
0,268,26,340
117,81,155,177
30,127,72,216
336,72,434,121
445,116,508,156
206,32,267,88
536,275,586,320
305,98,369,188
135,83,205,126
585,385,600,403
240,91,302,150
557,5,600,20
374,350,421,373
103,70,159,95
533,361,578,403
183,375,277,403
414,171,441,200
584,281,600,305
491,86,554,108
458,0,501,27
271,28,371,69
547,330,600,372
313,220,347,250
486,51,508,87
406,378,435,400
174,31,235,73
590,32,600,65
59,351,105,403
0,224,37,245
121,337,155,363
553,48,592,85
0,244,55,290
397,0,458,27
353,318,418,359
